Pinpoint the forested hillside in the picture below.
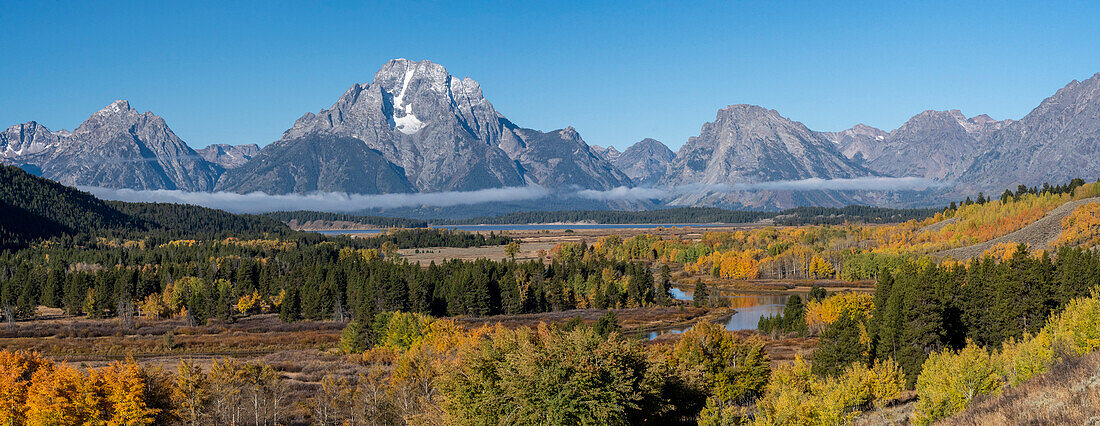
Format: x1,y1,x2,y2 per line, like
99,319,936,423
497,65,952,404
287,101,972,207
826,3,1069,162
0,165,138,249
264,210,428,228
111,201,289,239
352,228,514,250
0,165,292,250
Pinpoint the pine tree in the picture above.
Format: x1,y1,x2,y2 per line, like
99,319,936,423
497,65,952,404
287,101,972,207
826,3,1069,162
656,265,673,306
279,287,301,323
810,312,867,377
694,279,708,308
781,295,806,335
897,270,947,387
594,311,621,337
42,267,63,308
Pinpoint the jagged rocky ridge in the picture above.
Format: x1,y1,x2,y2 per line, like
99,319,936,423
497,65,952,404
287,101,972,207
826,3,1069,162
198,143,259,169
655,105,873,208
613,138,675,186
218,59,630,194
826,110,1013,181
1,101,220,191
819,74,1100,197
4,66,1100,210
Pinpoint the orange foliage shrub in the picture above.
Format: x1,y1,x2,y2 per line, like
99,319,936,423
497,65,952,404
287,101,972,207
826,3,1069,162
1057,202,1100,248
0,351,164,425
981,242,1027,262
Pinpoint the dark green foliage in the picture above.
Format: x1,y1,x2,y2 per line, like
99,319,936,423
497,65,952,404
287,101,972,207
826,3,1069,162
280,286,301,323
264,211,428,228
807,285,827,303
656,265,672,306
0,165,136,249
438,205,938,226
758,295,807,336
811,313,868,377
339,320,370,353
693,279,708,308
441,207,773,225
865,247,1099,387
770,205,941,226
110,201,290,239
594,311,621,337
0,165,294,251
348,228,514,250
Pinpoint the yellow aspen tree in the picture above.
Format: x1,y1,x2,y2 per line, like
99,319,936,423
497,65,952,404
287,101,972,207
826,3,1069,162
99,361,159,425
0,350,52,425
172,361,208,425
25,364,87,425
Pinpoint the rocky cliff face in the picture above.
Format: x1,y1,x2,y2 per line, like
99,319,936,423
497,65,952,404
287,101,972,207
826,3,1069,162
272,59,525,192
656,105,872,208
819,123,888,162
661,105,868,186
862,110,1002,181
958,73,1100,193
612,138,674,185
506,126,631,190
0,121,65,159
237,59,630,194
216,134,414,194
198,144,259,169
1,101,220,191
590,145,621,162
824,110,1017,185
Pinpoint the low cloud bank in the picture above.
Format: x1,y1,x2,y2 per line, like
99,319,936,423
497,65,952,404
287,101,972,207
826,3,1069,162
573,186,669,201
81,185,550,214
82,177,945,213
574,177,946,201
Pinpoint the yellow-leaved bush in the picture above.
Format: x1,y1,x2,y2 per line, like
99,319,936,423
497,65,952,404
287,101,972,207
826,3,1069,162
1057,202,1100,248
804,292,874,334
752,357,904,425
914,342,1004,425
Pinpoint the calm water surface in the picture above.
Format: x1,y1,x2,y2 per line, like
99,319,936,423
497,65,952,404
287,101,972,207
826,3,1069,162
646,287,788,339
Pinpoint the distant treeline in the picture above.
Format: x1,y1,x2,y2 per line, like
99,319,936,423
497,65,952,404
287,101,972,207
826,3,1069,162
772,205,941,226
351,228,514,250
266,205,941,228
264,211,429,228
439,205,939,226
436,207,773,225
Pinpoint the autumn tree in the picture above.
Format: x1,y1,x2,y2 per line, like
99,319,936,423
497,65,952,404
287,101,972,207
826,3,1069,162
666,321,771,421
504,240,521,261
172,361,208,425
441,324,664,425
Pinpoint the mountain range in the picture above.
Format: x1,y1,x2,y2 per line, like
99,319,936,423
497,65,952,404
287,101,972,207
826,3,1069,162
3,59,1100,211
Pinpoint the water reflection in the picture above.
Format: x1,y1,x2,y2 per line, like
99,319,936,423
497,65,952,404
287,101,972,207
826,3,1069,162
646,287,789,339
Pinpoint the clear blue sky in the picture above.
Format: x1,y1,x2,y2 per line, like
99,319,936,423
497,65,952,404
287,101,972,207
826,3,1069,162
2,1,1098,150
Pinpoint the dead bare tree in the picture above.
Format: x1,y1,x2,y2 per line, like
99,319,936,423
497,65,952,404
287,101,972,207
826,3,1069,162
117,299,136,330
2,304,13,330
332,298,347,322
